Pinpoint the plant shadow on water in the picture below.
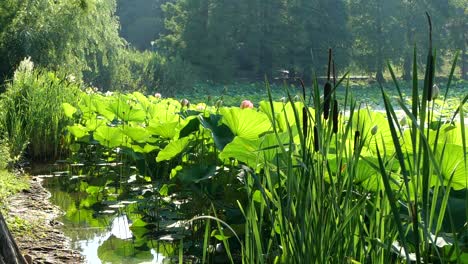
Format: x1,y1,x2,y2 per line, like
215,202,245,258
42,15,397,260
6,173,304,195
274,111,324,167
42,170,189,264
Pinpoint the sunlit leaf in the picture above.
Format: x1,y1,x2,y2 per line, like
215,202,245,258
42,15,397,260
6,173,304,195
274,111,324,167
220,107,272,140
156,137,190,162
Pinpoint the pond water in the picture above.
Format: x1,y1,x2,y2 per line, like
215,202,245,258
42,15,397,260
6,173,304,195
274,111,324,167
42,174,186,264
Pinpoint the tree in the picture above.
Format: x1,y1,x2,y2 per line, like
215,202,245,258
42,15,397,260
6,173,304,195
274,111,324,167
0,0,126,89
348,0,403,82
444,1,467,79
116,0,168,50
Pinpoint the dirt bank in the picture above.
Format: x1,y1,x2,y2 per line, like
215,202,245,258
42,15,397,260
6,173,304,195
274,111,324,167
7,176,82,264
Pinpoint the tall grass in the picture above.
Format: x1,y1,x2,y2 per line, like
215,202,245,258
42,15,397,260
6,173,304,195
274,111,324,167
0,58,81,162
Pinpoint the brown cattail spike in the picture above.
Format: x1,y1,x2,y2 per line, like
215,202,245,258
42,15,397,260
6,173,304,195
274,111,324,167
354,131,361,153
314,126,319,152
332,100,338,134
303,107,308,140
324,82,331,120
426,12,435,102
324,49,333,120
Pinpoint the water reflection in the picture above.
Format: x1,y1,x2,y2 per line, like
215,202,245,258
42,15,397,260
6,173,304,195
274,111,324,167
42,176,174,264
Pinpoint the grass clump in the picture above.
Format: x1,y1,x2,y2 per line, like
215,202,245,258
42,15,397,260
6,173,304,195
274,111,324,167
0,57,81,162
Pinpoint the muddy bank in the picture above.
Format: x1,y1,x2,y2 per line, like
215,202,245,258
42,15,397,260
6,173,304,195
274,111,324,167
7,176,82,264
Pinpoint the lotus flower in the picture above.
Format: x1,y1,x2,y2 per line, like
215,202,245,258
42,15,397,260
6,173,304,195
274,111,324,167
240,100,253,109
154,93,162,99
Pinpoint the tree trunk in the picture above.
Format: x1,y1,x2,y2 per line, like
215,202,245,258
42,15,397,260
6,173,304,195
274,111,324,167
402,51,412,81
0,211,27,264
375,0,385,84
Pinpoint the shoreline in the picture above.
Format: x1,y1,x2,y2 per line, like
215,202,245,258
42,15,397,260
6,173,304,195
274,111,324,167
7,176,83,263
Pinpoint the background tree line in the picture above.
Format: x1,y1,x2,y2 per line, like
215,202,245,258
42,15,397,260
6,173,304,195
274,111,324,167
0,0,466,93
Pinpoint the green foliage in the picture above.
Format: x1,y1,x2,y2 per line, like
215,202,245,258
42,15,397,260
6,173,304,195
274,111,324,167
0,59,81,161
0,0,126,89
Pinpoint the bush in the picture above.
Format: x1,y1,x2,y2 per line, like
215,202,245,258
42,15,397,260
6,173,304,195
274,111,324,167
0,58,81,162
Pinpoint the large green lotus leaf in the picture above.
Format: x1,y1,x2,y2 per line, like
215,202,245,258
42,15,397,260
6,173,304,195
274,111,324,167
147,120,179,139
156,137,190,162
131,144,159,154
257,132,291,163
94,98,115,121
179,116,201,138
147,99,180,122
437,124,468,146
67,124,88,138
121,126,150,143
108,97,146,122
62,103,77,118
85,117,106,131
436,143,467,190
176,165,217,184
220,133,290,170
352,109,393,154
94,126,128,148
78,93,99,119
259,101,311,132
132,91,151,110
199,114,234,150
220,107,271,140
220,137,259,168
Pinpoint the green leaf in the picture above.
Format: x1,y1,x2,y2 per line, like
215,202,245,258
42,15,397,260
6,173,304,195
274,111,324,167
67,124,88,138
131,144,158,153
156,137,190,162
147,120,179,139
220,107,271,140
131,218,148,228
219,133,290,170
108,97,146,122
437,144,467,190
199,114,234,150
121,126,150,143
62,103,77,118
176,165,217,183
94,126,127,148
179,116,200,138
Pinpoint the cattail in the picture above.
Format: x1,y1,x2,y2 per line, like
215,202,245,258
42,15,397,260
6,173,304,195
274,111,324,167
314,126,319,152
332,100,338,134
354,131,361,153
426,12,435,102
324,49,332,120
303,107,308,140
299,79,308,139
323,82,331,120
